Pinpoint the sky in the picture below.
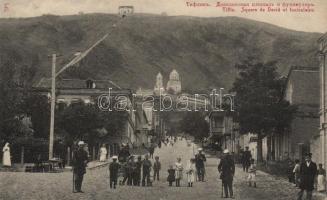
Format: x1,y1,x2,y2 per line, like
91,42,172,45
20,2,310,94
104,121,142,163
0,0,326,33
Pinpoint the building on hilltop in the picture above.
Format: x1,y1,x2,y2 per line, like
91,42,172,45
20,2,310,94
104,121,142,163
166,69,181,94
154,72,165,95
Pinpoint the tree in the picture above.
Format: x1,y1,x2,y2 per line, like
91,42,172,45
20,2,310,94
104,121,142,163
57,101,102,143
180,112,209,140
21,94,50,139
231,58,297,162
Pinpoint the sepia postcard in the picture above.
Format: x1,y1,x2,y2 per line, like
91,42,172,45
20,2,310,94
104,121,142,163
0,0,326,199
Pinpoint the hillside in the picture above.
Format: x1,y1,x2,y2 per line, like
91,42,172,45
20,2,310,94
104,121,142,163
0,14,322,92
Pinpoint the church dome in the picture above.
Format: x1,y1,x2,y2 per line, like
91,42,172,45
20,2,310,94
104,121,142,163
169,69,179,81
156,72,163,79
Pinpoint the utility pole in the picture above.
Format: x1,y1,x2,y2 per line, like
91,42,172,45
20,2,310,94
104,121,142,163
47,16,125,160
49,54,56,160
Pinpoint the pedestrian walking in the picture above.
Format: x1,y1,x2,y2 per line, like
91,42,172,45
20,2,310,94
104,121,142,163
317,163,326,192
175,157,183,187
153,156,161,181
218,149,235,199
167,165,176,186
2,142,11,167
297,153,317,200
99,144,108,162
195,148,206,181
241,146,251,172
142,154,152,186
248,159,256,187
149,145,155,159
186,158,196,187
109,156,120,189
293,159,301,187
72,141,89,193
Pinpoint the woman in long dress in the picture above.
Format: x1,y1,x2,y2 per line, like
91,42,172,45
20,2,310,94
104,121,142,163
99,144,108,162
317,163,326,192
175,157,183,187
186,158,196,187
2,142,11,167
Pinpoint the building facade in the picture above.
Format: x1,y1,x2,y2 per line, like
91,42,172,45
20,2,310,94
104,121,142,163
33,78,137,156
318,33,327,171
266,66,319,161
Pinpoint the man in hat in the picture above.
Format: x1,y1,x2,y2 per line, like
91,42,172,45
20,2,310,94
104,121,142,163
109,156,120,189
72,141,89,193
297,153,317,200
218,149,235,198
241,146,252,172
195,148,207,181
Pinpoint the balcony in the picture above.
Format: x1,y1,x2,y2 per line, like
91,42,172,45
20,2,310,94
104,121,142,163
211,127,224,136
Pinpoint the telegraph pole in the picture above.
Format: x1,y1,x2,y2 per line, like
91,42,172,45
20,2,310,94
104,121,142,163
49,54,56,160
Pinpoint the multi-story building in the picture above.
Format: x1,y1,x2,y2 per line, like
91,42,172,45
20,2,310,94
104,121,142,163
208,111,237,152
266,66,319,161
317,33,327,171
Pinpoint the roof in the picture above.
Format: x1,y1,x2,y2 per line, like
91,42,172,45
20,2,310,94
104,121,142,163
34,78,121,90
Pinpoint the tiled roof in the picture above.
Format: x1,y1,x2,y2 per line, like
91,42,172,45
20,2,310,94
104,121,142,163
34,78,121,89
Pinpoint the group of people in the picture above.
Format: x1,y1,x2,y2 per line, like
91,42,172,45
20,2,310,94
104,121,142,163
285,153,326,200
108,146,207,189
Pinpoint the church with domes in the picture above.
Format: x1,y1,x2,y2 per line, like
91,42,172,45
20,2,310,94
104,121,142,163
154,69,181,95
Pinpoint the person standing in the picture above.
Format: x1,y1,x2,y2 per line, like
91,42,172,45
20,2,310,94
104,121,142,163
99,144,108,162
72,141,89,193
242,146,251,172
248,159,257,187
109,156,120,189
128,156,136,186
2,142,11,167
186,158,196,187
149,145,155,159
218,149,235,199
293,159,301,187
142,154,152,186
134,156,142,186
195,148,206,181
153,156,161,181
167,165,176,186
175,157,184,187
317,163,326,192
297,153,317,200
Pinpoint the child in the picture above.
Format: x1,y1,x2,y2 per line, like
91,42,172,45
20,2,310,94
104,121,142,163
175,157,184,187
287,160,295,184
109,156,120,189
153,156,161,181
167,165,176,186
248,158,256,187
317,164,326,192
293,159,300,187
186,158,196,187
